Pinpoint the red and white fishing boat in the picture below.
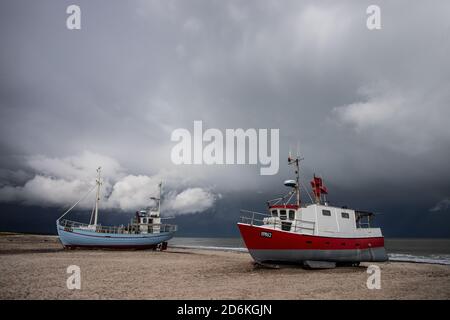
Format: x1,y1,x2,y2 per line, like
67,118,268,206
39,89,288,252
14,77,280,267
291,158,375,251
238,154,388,268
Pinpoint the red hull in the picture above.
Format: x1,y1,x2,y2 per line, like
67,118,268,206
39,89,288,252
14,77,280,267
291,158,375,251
237,223,388,263
238,223,384,250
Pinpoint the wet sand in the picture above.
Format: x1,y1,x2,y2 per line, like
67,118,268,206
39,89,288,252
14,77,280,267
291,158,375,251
0,234,449,299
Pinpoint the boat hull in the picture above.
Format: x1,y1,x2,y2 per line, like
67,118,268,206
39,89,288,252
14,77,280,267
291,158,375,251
238,223,388,263
57,223,174,249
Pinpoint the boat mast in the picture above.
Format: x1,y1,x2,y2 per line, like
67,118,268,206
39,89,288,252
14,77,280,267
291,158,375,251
294,157,300,207
158,181,162,216
93,167,102,226
288,153,302,207
150,181,162,217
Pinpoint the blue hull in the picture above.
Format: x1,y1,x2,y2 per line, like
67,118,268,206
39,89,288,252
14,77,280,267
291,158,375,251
57,224,174,249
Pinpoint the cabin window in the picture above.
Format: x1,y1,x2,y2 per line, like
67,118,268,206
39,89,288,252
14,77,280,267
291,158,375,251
322,210,331,216
279,210,287,220
142,218,147,224
271,210,278,217
341,212,350,219
289,210,295,220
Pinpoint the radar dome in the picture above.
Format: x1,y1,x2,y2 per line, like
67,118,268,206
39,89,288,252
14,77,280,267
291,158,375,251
284,180,297,188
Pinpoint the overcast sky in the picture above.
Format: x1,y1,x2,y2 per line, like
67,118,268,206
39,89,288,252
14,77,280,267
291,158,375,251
0,0,449,236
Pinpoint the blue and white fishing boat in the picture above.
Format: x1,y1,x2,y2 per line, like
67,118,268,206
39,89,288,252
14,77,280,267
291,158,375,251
56,167,177,249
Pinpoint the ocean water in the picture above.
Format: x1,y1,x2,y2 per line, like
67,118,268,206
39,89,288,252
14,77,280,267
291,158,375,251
384,238,450,265
168,237,450,265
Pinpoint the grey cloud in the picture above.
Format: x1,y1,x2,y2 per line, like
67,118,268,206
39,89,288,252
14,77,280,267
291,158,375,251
1,0,450,235
0,151,218,214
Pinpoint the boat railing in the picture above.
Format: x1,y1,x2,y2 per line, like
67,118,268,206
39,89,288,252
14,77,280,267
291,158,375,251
240,209,315,233
58,219,177,234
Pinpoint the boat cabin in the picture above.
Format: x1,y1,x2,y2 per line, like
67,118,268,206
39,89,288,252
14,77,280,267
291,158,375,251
132,208,161,234
266,204,379,237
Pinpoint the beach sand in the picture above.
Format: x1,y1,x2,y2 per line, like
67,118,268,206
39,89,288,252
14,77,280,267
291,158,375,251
0,234,449,299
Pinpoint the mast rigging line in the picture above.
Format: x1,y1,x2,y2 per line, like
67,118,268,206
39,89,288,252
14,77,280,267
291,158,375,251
56,183,97,222
299,173,314,203
89,197,96,225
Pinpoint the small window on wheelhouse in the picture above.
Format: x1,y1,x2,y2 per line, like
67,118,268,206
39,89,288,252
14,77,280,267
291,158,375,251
322,210,331,216
271,210,278,217
279,210,287,220
288,210,295,220
341,212,350,219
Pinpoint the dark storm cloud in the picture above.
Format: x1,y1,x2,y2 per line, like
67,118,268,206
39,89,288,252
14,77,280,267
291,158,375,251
1,0,450,235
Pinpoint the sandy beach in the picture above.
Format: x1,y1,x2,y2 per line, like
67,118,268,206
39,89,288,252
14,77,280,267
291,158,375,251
0,234,449,300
